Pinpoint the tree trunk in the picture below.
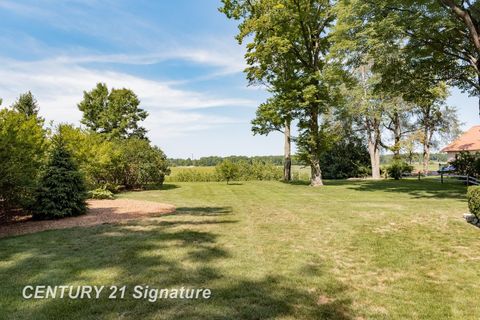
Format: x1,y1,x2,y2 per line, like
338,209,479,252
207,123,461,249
423,143,431,176
368,136,381,179
366,118,382,179
422,127,430,175
309,108,323,187
392,112,401,158
283,119,292,182
311,156,323,186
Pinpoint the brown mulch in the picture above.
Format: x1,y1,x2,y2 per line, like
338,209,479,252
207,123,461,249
0,199,176,238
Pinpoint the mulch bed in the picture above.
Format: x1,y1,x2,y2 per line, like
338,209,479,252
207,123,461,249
0,199,175,238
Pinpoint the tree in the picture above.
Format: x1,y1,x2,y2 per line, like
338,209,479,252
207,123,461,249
221,0,342,186
0,109,47,214
318,122,371,179
11,91,39,117
31,136,87,219
336,0,480,116
252,94,295,182
409,84,461,174
216,160,240,184
111,138,170,189
78,83,148,139
58,125,170,190
341,64,384,179
56,124,119,188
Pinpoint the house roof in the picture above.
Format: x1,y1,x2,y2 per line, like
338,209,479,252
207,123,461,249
442,125,480,152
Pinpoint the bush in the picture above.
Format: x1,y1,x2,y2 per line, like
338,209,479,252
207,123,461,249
58,125,170,190
450,152,480,177
31,138,87,219
386,160,414,180
0,109,47,213
216,160,240,184
88,188,115,200
467,186,480,218
110,138,170,189
320,136,371,179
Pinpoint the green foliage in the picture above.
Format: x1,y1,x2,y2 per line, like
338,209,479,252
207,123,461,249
78,83,148,139
167,167,219,182
215,160,240,184
31,137,87,219
320,136,371,179
386,160,414,180
242,160,283,181
166,162,282,183
112,138,170,189
0,109,47,213
221,0,345,186
450,152,480,177
11,91,39,117
57,124,118,188
88,188,115,200
467,186,480,218
58,125,170,190
169,155,288,167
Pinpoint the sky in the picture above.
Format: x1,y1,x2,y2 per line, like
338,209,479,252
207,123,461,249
0,0,478,158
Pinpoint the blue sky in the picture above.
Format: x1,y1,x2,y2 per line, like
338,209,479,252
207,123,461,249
0,0,478,158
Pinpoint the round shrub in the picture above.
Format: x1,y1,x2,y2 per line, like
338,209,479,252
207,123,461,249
88,188,115,200
467,186,480,218
386,160,413,180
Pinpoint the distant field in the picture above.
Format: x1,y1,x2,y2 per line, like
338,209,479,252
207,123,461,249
166,165,311,182
167,163,445,182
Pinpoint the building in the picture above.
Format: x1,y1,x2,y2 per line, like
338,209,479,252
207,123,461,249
442,125,480,162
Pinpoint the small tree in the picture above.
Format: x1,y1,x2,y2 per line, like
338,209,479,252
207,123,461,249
11,91,39,117
31,137,87,219
215,160,239,184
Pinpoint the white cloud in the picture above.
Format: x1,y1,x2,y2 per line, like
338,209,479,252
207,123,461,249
0,57,254,140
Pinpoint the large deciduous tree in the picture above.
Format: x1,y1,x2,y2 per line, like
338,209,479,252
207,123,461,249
78,83,148,140
221,0,340,186
342,64,384,179
338,0,480,115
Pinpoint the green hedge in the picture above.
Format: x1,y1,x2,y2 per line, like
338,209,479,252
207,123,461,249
467,186,480,218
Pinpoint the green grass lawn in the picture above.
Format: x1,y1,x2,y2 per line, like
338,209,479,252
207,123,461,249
1,179,479,319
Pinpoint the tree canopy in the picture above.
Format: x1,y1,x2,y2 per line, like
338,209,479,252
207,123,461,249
78,83,148,139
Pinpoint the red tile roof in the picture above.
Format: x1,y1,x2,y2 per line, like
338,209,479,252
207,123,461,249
442,126,480,152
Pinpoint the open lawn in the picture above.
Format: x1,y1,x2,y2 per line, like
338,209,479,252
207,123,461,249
1,179,479,319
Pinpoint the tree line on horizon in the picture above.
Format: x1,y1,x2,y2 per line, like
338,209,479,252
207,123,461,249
168,153,449,167
220,0,472,186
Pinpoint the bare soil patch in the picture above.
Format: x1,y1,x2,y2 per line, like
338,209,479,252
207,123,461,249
0,199,175,238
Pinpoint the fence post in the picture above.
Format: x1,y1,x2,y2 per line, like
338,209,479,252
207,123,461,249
441,173,443,184
467,175,470,186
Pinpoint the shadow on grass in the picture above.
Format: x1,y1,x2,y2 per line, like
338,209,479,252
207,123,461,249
170,206,233,216
141,183,180,191
285,180,311,186
344,178,466,200
0,205,355,319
